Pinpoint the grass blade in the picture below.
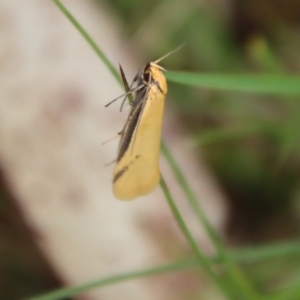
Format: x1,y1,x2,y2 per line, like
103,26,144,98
166,72,300,95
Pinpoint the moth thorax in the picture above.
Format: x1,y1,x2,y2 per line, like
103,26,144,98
149,65,167,95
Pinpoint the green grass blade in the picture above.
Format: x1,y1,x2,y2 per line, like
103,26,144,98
28,259,196,300
29,240,300,300
166,72,300,95
52,0,121,84
232,240,300,263
159,175,235,299
161,142,259,300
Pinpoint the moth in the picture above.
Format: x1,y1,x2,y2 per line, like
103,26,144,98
106,46,182,200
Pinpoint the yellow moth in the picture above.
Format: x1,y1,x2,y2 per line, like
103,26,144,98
106,46,182,200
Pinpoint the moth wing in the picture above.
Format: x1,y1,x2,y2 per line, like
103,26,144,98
113,88,165,200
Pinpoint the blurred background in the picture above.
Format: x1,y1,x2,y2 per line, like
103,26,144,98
1,0,300,299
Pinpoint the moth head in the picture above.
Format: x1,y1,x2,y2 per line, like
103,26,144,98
144,62,167,95
143,62,165,82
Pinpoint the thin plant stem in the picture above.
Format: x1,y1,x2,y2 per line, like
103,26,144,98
52,0,121,84
28,259,196,300
29,239,300,300
161,142,259,300
159,175,235,299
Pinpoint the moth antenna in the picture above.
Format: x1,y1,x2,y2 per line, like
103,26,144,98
153,43,185,64
150,62,166,71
